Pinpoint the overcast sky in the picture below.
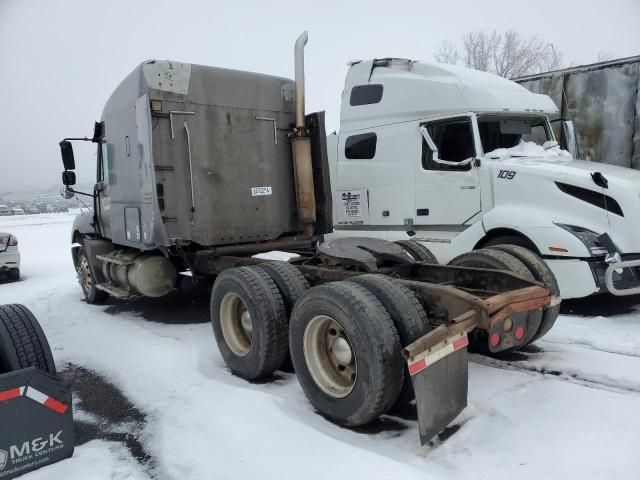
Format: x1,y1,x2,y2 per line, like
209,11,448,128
0,0,638,193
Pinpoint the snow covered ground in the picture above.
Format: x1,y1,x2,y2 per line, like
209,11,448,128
1,212,639,479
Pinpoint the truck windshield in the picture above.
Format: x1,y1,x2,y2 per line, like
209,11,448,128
477,115,557,158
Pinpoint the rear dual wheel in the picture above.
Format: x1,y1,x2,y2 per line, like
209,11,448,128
211,266,289,380
489,244,560,342
395,240,438,263
448,246,559,351
211,262,310,380
349,274,430,411
212,266,421,427
290,281,404,426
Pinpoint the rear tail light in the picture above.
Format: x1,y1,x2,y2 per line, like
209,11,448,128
490,332,501,348
0,236,17,246
514,326,526,340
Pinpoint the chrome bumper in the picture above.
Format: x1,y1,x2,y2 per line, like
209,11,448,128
605,259,640,296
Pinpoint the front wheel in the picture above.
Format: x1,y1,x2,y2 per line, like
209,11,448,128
76,247,108,304
8,268,20,281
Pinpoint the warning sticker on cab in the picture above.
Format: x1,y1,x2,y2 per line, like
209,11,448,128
341,190,364,217
251,186,272,196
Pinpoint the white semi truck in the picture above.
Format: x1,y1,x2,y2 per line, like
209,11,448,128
328,58,640,299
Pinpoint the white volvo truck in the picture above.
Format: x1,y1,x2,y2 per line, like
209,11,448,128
328,58,640,299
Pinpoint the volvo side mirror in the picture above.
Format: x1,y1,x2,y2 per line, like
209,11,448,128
59,141,75,170
62,170,76,186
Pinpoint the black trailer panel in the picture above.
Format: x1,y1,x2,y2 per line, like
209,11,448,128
0,368,74,479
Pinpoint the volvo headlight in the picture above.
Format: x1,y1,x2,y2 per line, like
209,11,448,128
555,223,608,256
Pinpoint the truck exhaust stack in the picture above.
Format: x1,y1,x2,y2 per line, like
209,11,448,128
292,31,316,235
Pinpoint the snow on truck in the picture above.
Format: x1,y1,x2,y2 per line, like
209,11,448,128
58,33,558,444
328,58,640,299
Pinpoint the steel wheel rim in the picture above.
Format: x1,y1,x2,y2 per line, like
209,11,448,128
303,315,357,398
220,293,252,356
78,256,92,292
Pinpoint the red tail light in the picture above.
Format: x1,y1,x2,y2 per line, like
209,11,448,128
0,236,17,246
490,332,501,347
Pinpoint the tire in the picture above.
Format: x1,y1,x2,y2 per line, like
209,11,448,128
211,266,288,380
349,274,430,411
395,240,438,264
290,281,404,427
483,235,537,252
0,304,56,376
489,244,561,342
255,262,310,315
255,261,310,372
448,248,542,351
76,247,108,304
8,269,20,281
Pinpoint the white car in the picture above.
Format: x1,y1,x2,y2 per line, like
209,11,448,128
0,233,20,281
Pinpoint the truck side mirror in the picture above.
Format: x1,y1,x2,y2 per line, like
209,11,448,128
62,170,76,186
60,186,75,199
59,141,75,170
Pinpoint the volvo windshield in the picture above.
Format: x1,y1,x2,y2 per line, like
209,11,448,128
477,115,564,159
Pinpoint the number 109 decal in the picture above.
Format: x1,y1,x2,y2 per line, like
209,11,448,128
497,170,517,180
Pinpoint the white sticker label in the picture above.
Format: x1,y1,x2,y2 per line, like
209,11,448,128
341,190,363,217
251,186,272,196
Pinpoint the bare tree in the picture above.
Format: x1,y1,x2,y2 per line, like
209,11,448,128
538,43,564,72
434,39,460,65
596,51,613,62
434,30,566,78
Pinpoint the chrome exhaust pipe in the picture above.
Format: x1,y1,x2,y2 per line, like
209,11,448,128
294,31,308,129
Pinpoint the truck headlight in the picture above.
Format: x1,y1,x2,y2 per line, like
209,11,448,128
555,223,608,256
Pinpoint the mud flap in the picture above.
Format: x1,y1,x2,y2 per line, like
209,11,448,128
0,367,74,479
406,333,469,445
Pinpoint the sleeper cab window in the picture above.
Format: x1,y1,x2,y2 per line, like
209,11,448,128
422,117,474,171
345,132,377,160
350,84,384,106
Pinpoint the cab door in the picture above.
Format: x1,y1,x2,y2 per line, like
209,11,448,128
96,141,112,238
414,116,481,226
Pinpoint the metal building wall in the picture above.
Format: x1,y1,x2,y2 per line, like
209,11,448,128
516,57,640,169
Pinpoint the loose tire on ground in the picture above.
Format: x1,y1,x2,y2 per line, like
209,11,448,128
290,281,404,427
448,248,543,351
211,266,288,380
349,274,431,411
0,304,56,376
76,247,109,304
489,244,561,342
395,240,438,264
